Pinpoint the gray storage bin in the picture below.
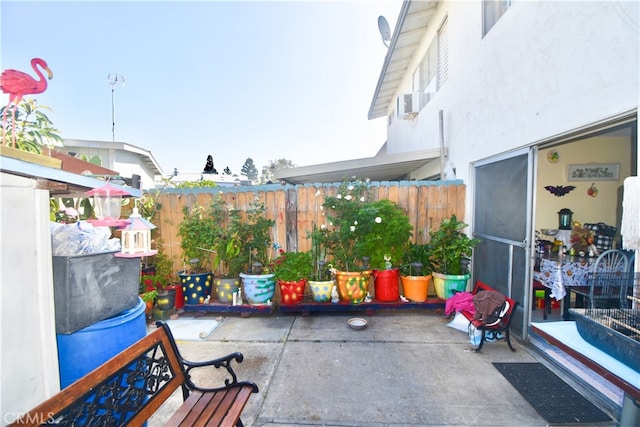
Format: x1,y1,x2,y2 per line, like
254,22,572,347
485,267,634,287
53,251,140,334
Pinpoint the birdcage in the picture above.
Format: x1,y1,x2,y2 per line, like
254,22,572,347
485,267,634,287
571,272,640,371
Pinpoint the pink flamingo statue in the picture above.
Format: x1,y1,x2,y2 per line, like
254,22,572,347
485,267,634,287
0,58,53,147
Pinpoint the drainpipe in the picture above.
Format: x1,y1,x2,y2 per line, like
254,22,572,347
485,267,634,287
439,109,445,180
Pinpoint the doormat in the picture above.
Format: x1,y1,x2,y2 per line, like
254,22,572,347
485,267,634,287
492,363,611,424
163,317,220,341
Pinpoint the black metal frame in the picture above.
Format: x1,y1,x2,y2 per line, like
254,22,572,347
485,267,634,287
38,321,258,426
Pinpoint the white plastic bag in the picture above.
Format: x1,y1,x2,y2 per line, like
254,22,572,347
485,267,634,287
50,221,120,256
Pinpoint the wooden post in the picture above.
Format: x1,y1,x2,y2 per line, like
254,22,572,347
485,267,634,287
285,188,298,252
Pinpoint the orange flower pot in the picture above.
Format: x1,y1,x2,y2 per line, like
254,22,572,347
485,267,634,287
335,271,371,304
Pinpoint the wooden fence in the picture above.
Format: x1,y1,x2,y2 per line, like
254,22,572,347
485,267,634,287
146,181,465,273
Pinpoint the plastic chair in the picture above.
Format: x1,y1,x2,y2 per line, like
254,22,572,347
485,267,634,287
593,249,629,273
588,249,631,309
587,271,633,309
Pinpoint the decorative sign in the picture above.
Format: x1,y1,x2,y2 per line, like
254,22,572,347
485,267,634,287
567,163,620,181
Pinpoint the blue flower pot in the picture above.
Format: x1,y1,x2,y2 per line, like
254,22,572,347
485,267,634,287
240,273,276,304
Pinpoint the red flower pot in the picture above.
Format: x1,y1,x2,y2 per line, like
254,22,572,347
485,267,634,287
278,279,306,305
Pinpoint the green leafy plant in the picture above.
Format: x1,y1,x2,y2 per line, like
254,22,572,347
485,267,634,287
217,194,274,276
355,199,412,270
429,214,480,275
137,191,162,222
399,243,434,276
140,290,157,303
177,203,222,273
50,198,93,223
307,223,332,281
152,246,177,290
270,250,313,282
321,178,371,271
321,178,412,271
0,98,63,153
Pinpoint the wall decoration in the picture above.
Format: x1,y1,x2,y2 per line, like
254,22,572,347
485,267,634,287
546,150,560,164
587,183,598,198
545,185,576,197
567,163,620,181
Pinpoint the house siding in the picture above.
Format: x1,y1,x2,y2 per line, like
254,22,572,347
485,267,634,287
384,0,639,193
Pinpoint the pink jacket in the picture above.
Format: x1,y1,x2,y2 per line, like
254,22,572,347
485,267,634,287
445,291,475,316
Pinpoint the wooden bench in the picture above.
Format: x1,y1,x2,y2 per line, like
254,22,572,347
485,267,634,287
459,281,519,352
10,321,258,426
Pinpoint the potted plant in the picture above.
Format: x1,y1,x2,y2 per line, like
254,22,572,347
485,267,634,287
177,203,219,305
355,198,412,302
152,249,178,312
321,178,375,303
139,270,158,318
306,223,335,302
140,289,157,318
270,249,313,305
236,196,277,305
399,243,435,302
201,192,243,304
0,97,63,168
429,214,480,299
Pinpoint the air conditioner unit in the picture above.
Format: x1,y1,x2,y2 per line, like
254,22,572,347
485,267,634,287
397,92,420,117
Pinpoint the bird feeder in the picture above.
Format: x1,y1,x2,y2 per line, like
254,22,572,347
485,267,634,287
85,182,130,222
117,207,158,258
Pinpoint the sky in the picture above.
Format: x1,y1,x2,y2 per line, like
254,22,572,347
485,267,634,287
1,0,402,176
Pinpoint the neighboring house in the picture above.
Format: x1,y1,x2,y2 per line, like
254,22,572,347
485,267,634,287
61,139,164,190
156,171,253,188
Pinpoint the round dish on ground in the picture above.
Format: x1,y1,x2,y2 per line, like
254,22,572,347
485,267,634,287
347,318,368,330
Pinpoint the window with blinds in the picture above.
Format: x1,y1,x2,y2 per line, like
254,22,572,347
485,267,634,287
437,17,449,90
407,16,448,113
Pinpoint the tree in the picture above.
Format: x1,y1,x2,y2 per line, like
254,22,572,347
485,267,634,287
0,98,62,153
260,158,296,184
203,154,217,174
240,158,259,181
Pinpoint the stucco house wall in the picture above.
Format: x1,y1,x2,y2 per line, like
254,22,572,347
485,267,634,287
384,0,638,192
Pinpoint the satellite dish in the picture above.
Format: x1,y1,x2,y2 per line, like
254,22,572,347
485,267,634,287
107,73,125,87
378,16,391,47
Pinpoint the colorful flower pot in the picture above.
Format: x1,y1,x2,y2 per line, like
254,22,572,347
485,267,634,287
308,280,335,302
215,277,241,304
156,288,176,311
373,268,400,302
400,275,432,302
178,271,213,305
174,283,184,309
278,279,306,305
335,271,371,304
240,273,276,305
432,272,470,299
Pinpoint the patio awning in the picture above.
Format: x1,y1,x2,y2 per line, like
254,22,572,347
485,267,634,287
273,149,441,184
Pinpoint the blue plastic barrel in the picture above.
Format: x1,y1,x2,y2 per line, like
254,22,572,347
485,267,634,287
57,297,146,389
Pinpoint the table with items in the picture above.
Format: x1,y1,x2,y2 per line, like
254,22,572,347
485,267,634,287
533,255,596,318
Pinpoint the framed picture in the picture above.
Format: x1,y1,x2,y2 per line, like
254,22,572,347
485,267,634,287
567,163,620,181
